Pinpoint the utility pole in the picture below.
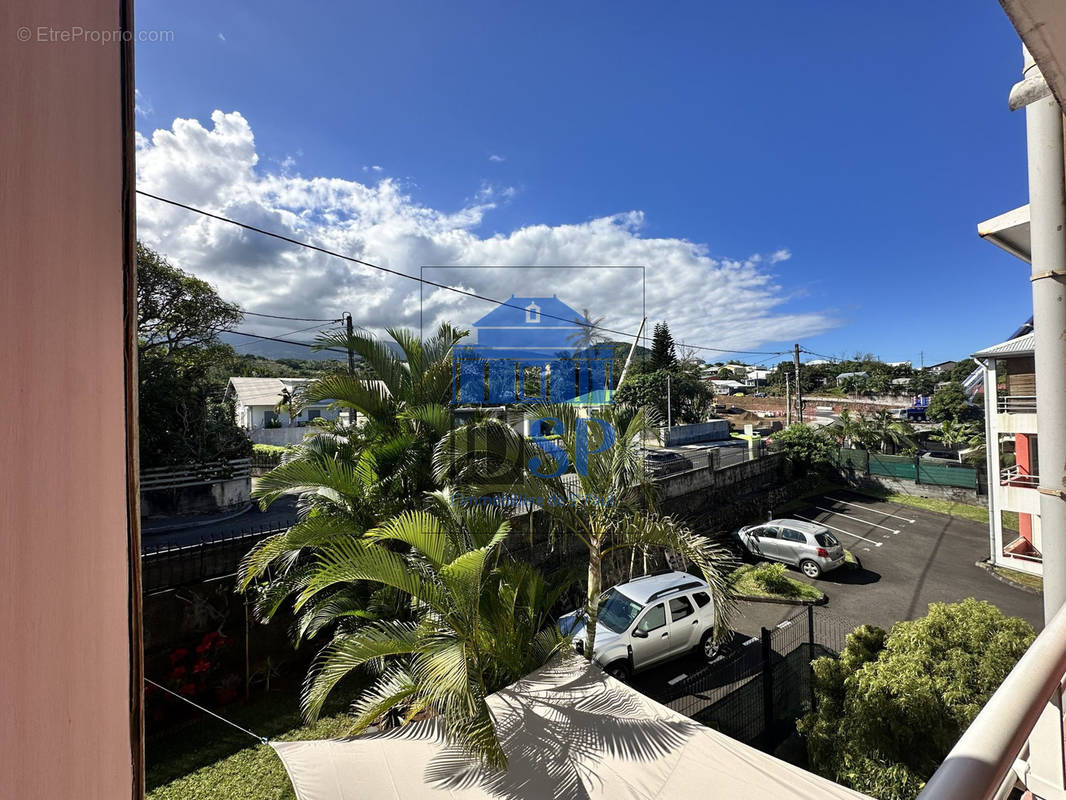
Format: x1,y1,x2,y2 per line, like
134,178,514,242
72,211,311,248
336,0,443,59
345,312,355,376
1019,45,1066,622
793,344,802,424
785,372,791,427
666,374,672,429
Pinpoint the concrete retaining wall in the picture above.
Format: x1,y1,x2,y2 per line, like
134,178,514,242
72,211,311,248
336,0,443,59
840,471,983,503
140,476,251,518
250,427,311,446
661,420,730,446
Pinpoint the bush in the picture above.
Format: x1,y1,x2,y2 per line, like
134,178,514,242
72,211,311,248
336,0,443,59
769,424,836,476
730,562,824,601
798,599,1035,800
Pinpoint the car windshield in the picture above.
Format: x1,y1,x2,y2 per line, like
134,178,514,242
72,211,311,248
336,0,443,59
598,588,643,633
815,532,839,547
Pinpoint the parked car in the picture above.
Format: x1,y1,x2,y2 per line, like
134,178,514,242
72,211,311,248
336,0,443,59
733,518,845,578
753,391,767,397
557,571,720,682
642,450,690,475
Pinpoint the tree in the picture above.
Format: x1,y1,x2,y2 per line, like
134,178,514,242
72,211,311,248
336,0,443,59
274,386,296,426
649,322,677,371
241,492,575,769
770,424,836,475
615,369,712,425
799,599,1035,800
251,323,469,523
567,308,607,351
825,408,861,449
927,382,969,423
949,358,979,384
436,403,736,665
136,243,250,468
908,372,937,397
862,409,915,454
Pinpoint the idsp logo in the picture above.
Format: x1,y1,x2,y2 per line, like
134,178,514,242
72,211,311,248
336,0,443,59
451,294,616,477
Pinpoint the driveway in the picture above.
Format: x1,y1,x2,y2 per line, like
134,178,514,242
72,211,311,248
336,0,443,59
630,490,1042,695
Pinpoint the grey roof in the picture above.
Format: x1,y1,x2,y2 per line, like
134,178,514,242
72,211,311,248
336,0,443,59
614,570,707,605
972,332,1035,359
769,519,830,535
226,377,314,406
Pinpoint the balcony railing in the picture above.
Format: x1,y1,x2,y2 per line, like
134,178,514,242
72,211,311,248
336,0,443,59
1001,464,1040,488
998,395,1037,413
918,602,1066,800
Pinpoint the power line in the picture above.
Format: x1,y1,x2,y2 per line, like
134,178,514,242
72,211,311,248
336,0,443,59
239,310,342,323
224,329,348,355
231,321,340,351
137,190,789,357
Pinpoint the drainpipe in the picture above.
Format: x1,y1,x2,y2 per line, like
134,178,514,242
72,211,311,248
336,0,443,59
1020,45,1066,622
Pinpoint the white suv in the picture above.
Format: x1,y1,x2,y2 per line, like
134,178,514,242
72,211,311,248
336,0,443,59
558,571,719,682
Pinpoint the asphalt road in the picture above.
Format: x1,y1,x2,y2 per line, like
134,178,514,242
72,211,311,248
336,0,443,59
140,496,298,551
629,490,1043,695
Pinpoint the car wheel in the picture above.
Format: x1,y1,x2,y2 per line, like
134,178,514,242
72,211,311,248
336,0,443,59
800,559,822,579
605,660,631,682
700,630,721,661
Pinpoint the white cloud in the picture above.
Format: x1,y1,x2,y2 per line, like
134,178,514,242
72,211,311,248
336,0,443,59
218,32,226,42
489,154,506,163
134,89,152,117
362,165,383,173
136,110,837,354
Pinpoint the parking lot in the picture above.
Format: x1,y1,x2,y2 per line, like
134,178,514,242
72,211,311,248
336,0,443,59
630,490,1043,695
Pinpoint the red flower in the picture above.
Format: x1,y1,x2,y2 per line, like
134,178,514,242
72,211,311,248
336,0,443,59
214,635,229,648
193,659,211,674
195,642,210,654
216,687,238,705
169,666,187,679
179,683,197,697
204,631,221,642
169,648,189,664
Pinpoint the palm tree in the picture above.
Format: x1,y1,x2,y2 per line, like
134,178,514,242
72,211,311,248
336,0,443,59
863,409,916,454
931,419,982,461
435,402,735,665
567,308,607,351
825,408,862,449
252,324,468,524
251,494,573,769
274,386,296,426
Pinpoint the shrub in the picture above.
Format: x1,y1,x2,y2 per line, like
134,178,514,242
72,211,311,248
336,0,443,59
798,599,1035,800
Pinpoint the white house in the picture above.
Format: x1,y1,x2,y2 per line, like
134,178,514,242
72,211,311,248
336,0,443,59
710,379,745,395
226,377,347,444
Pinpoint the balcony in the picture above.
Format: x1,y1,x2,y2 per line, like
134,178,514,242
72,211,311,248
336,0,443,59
918,602,1066,800
1001,464,1040,489
998,395,1037,413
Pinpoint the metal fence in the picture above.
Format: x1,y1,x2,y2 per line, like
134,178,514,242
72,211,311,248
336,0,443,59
140,458,252,490
141,520,294,595
650,605,849,749
836,447,979,490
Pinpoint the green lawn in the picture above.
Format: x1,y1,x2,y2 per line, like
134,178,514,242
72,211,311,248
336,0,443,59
992,566,1043,592
147,686,360,800
729,562,825,602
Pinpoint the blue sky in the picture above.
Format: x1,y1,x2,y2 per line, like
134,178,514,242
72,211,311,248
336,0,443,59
134,1,1033,365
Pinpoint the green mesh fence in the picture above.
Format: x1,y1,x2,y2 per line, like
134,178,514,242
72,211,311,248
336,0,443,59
868,453,917,480
918,460,978,488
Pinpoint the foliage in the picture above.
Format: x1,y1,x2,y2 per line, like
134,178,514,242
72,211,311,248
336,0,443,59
908,372,937,397
770,424,836,475
567,308,608,351
930,418,983,461
436,402,737,662
927,381,970,423
649,321,677,371
243,495,575,769
948,358,979,384
729,563,824,601
614,368,712,425
858,409,916,454
137,243,251,469
799,599,1036,800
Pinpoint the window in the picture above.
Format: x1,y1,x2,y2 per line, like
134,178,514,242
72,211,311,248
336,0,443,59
598,589,642,633
815,533,839,548
306,409,321,421
756,526,779,539
692,591,711,608
669,596,694,621
636,603,666,633
781,528,805,543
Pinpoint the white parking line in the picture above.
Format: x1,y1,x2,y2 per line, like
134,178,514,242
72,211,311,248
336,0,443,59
795,514,883,547
827,497,915,524
815,506,900,535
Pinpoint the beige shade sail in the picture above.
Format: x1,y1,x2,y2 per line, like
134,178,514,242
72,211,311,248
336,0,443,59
272,657,872,800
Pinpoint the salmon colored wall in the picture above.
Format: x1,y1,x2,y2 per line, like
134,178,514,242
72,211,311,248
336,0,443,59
1019,512,1033,543
0,1,139,798
1016,433,1032,475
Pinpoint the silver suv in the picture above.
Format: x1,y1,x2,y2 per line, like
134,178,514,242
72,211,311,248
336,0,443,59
735,518,845,578
558,571,719,682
